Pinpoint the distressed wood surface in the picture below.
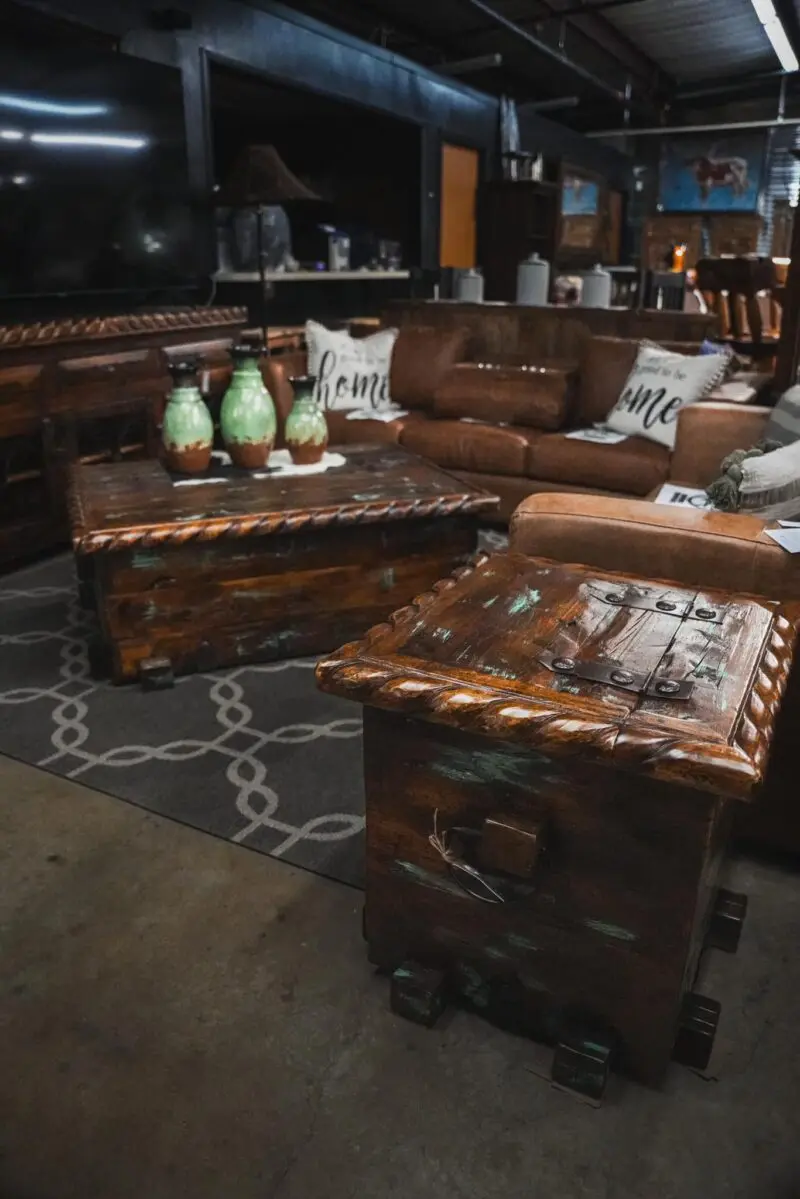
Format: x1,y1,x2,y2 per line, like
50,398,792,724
71,447,497,681
70,447,498,555
362,708,721,1086
320,553,793,1088
0,306,245,349
317,552,796,799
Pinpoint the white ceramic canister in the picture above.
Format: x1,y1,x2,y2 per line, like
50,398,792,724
455,268,485,303
516,252,550,306
579,263,612,309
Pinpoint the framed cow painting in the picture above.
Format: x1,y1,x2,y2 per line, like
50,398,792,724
659,134,766,212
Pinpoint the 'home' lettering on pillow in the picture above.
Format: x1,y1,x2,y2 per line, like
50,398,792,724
616,383,682,430
317,349,390,409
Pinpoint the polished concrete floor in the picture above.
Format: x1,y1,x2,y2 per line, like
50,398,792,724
1,753,800,1199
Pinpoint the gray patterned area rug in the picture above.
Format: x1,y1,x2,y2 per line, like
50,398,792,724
0,532,507,887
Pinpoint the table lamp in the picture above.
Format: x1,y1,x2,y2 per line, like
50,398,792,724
216,145,320,348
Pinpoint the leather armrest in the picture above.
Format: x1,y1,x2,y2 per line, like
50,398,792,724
508,492,800,600
670,402,771,487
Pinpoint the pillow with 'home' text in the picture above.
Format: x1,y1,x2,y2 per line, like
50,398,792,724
605,342,731,450
305,320,399,412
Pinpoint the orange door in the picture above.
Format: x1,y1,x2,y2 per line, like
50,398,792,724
439,143,479,268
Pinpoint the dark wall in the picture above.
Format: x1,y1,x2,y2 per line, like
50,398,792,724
516,105,634,194
210,65,422,262
11,0,633,275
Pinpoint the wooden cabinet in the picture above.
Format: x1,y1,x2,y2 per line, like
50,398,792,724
642,215,703,271
0,307,246,570
479,180,560,302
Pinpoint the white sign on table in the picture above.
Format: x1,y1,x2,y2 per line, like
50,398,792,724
653,483,715,510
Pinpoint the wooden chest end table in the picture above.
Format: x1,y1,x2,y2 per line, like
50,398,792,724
69,447,497,683
317,551,797,1097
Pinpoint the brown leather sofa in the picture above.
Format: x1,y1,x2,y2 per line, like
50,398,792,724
508,492,800,855
264,328,768,520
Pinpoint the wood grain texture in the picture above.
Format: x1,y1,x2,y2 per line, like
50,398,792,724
317,553,797,800
0,308,248,569
0,307,246,349
324,551,792,1087
361,708,720,1086
71,446,497,681
69,448,498,555
384,299,717,364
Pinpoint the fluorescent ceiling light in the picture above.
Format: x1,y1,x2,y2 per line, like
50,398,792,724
31,133,147,149
750,0,799,73
0,93,108,116
0,129,23,140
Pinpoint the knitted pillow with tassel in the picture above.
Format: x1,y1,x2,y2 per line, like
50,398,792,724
707,439,800,519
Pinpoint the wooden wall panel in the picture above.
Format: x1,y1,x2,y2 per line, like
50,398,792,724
440,144,479,269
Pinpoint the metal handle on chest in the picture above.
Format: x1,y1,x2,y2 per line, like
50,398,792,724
430,809,544,904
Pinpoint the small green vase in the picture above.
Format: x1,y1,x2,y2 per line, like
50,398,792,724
220,344,277,469
285,376,329,465
162,360,214,474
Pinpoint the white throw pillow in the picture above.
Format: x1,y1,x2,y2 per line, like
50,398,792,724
605,343,731,449
305,320,398,412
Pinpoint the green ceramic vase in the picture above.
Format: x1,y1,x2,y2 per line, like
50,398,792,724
162,360,214,474
220,344,277,469
285,376,329,466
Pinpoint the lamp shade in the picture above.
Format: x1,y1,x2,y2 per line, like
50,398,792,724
216,144,320,207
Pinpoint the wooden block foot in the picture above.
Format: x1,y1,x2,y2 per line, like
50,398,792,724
706,889,748,954
139,656,174,691
87,635,111,680
672,993,720,1071
551,1020,615,1103
390,960,446,1028
78,579,95,611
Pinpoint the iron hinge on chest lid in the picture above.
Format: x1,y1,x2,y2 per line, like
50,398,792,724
538,650,694,700
536,582,725,701
600,586,725,625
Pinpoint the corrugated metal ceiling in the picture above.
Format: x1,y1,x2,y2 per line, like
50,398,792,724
604,0,778,80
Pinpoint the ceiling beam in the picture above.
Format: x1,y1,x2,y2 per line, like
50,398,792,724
451,0,671,97
537,0,670,92
439,52,504,74
773,0,800,71
456,0,628,99
538,0,650,18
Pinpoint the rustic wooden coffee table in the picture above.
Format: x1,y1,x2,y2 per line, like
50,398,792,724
69,446,497,683
317,550,797,1097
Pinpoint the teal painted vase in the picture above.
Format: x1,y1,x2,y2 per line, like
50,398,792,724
220,344,277,469
162,360,214,474
285,375,328,466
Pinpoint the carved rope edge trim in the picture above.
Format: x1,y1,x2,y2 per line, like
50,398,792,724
0,307,247,348
316,557,798,799
72,494,497,555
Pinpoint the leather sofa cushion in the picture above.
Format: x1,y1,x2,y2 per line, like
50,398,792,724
527,432,670,495
390,325,469,409
433,360,577,431
262,351,421,448
400,419,540,476
577,337,639,426
325,409,427,446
